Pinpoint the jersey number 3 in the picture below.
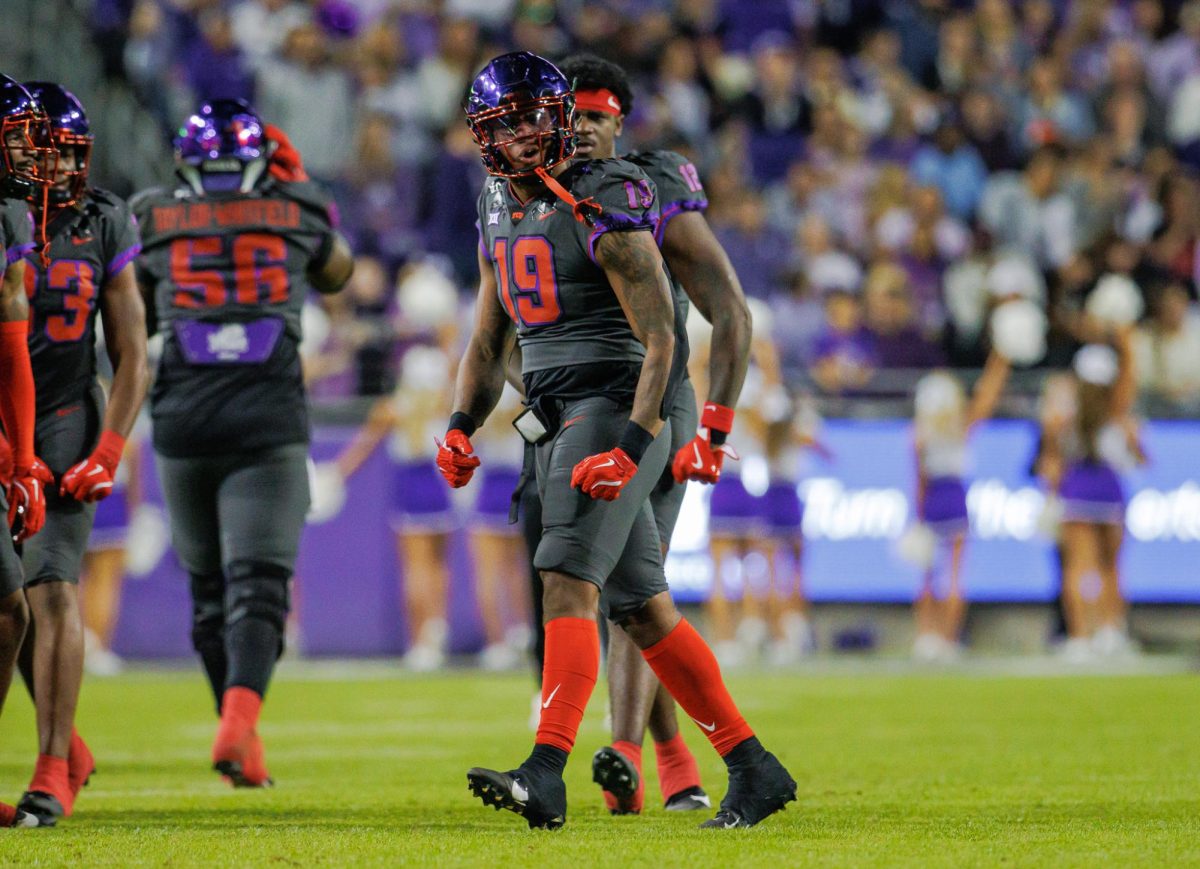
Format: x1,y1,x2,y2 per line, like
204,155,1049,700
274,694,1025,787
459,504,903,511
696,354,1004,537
493,237,562,327
170,234,288,308
26,260,96,343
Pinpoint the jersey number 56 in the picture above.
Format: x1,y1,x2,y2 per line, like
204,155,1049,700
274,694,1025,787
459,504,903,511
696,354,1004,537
169,233,288,309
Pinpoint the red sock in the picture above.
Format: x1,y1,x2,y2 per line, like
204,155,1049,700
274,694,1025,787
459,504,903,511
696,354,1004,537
223,686,262,719
603,739,644,813
29,754,73,816
213,686,262,763
641,619,754,756
654,731,703,802
0,802,17,827
534,617,600,753
68,729,95,797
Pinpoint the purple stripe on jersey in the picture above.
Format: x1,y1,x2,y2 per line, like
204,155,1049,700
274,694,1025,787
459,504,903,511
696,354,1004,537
107,243,142,276
475,220,491,262
654,198,709,243
586,213,655,263
7,242,35,264
326,200,342,229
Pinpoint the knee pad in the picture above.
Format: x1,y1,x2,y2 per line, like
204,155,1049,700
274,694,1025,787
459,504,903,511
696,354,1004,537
224,560,291,633
190,570,225,651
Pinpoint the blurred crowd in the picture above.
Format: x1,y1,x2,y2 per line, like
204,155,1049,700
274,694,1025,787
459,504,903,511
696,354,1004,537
86,0,1200,410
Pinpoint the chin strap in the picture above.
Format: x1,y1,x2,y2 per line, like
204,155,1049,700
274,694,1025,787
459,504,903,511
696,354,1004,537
33,183,53,268
534,166,603,226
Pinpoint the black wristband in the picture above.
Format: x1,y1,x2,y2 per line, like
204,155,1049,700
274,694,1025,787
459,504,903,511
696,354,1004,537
448,411,478,437
708,428,728,446
617,421,654,465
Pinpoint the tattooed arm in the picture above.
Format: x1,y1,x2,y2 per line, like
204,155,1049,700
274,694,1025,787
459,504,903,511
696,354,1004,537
451,246,515,426
596,229,675,436
659,211,751,408
0,258,26,323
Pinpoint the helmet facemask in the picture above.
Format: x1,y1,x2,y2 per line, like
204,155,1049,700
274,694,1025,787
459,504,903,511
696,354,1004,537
0,109,57,200
45,128,92,207
467,92,577,179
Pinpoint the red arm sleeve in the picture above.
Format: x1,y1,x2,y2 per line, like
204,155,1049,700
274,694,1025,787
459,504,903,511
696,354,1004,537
0,320,35,469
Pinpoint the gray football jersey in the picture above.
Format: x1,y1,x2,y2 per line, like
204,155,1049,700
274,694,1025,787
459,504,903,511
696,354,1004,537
476,158,659,382
1,197,33,275
130,179,338,457
625,149,709,324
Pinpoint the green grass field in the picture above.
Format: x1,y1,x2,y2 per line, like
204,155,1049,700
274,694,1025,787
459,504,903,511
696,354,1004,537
1,664,1198,866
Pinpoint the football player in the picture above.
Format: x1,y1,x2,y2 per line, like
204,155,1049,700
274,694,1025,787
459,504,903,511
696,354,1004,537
557,54,753,816
0,73,54,828
131,100,353,787
443,52,795,830
14,82,149,826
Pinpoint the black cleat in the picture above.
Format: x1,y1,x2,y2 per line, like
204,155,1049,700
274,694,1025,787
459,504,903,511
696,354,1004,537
10,809,42,828
16,791,64,828
591,746,640,815
467,766,566,830
213,759,274,789
664,785,711,812
700,748,796,829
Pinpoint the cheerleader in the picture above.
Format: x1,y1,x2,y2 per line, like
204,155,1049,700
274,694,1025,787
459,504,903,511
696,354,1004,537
1042,330,1143,659
80,429,142,676
760,392,829,665
335,264,460,670
469,383,532,670
909,348,1011,660
701,300,782,666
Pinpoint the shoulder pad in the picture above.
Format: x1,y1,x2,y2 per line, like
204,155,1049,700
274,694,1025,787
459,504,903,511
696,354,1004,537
568,157,650,195
127,186,173,213
270,179,333,210
625,149,685,171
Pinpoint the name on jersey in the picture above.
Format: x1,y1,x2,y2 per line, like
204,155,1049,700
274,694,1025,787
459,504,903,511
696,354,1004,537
151,200,301,233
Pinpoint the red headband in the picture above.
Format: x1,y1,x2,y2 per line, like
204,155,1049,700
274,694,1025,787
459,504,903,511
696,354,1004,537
575,88,623,117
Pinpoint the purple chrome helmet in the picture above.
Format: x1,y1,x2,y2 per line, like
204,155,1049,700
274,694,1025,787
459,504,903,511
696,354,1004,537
464,51,576,179
173,98,268,194
0,73,56,201
24,82,92,207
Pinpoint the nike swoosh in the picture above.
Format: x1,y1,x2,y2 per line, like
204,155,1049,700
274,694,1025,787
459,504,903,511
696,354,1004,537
542,683,561,709
537,210,555,221
595,459,615,469
692,718,717,732
511,779,529,803
691,443,704,470
563,415,585,428
71,236,92,246
591,480,622,488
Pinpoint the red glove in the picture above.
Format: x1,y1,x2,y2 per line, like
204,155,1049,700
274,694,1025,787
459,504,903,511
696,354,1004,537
571,447,638,501
264,124,309,182
436,429,481,488
672,431,738,484
61,430,124,503
9,458,52,542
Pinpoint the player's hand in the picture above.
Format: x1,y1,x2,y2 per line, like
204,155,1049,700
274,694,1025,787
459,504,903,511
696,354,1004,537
436,429,480,488
571,447,638,501
61,431,124,503
60,454,116,502
9,460,51,541
264,124,309,183
671,432,738,485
